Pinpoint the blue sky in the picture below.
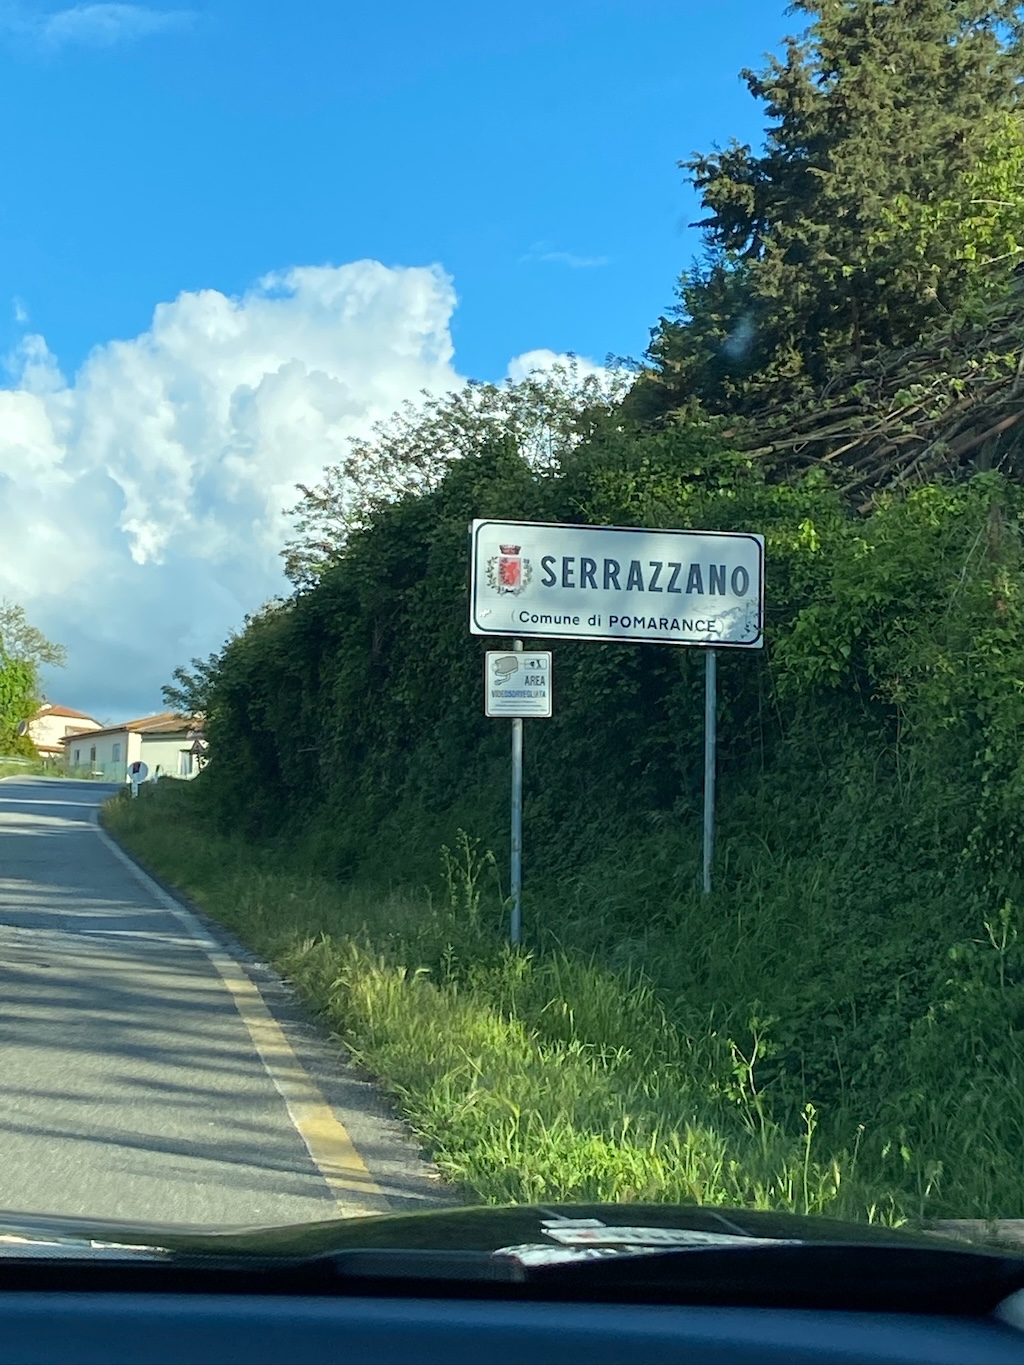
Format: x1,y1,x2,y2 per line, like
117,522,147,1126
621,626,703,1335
0,0,794,720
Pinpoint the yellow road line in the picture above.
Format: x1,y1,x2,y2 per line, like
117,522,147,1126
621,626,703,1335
95,816,389,1217
210,953,389,1215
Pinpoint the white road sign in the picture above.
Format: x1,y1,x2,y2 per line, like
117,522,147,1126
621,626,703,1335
485,651,552,718
470,520,764,648
127,758,148,798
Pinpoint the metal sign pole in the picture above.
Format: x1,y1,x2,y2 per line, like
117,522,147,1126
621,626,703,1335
510,638,524,946
702,648,717,895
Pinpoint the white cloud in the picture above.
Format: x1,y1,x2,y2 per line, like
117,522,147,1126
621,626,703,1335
505,348,612,385
0,3,190,49
12,298,28,324
0,263,610,721
44,4,189,46
521,241,610,269
0,262,467,718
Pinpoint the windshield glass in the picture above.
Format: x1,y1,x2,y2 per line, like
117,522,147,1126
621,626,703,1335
0,0,1021,1258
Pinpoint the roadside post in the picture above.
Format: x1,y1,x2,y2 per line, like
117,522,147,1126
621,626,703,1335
470,520,764,930
484,643,552,945
511,648,523,947
703,647,717,896
128,759,148,798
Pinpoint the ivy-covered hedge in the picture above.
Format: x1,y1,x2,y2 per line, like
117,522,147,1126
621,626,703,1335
200,419,1024,915
203,428,824,856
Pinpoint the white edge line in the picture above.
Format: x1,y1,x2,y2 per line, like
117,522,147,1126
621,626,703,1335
89,808,387,1215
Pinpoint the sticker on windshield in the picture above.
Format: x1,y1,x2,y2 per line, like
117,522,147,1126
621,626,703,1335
537,1217,606,1228
495,1243,667,1267
540,1220,802,1249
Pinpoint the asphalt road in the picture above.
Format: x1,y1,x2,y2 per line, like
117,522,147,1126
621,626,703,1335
0,777,449,1227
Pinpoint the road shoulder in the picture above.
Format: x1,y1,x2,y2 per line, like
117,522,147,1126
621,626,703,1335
95,806,460,1217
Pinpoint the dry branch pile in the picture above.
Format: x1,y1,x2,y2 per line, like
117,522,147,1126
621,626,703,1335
730,296,1024,508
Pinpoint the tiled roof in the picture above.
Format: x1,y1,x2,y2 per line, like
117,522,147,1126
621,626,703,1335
121,712,194,734
33,704,100,723
59,712,195,744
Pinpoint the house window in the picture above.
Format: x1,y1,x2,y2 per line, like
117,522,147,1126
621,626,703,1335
112,743,121,763
89,746,96,764
73,749,80,764
178,750,193,777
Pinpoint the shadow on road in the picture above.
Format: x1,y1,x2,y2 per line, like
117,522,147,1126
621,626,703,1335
0,779,428,1224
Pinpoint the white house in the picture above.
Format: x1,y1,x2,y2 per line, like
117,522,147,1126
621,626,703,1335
27,704,102,762
64,713,205,782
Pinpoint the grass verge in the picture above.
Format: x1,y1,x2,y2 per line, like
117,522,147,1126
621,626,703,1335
102,780,924,1224
0,758,53,778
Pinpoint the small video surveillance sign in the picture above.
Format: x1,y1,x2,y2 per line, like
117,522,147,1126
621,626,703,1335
484,651,552,718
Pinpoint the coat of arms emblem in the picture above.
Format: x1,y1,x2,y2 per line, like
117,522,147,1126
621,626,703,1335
486,544,532,595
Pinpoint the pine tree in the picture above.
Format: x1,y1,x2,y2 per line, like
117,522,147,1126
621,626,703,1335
634,1,1024,420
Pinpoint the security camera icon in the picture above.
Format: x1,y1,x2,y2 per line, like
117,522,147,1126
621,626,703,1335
492,655,519,684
